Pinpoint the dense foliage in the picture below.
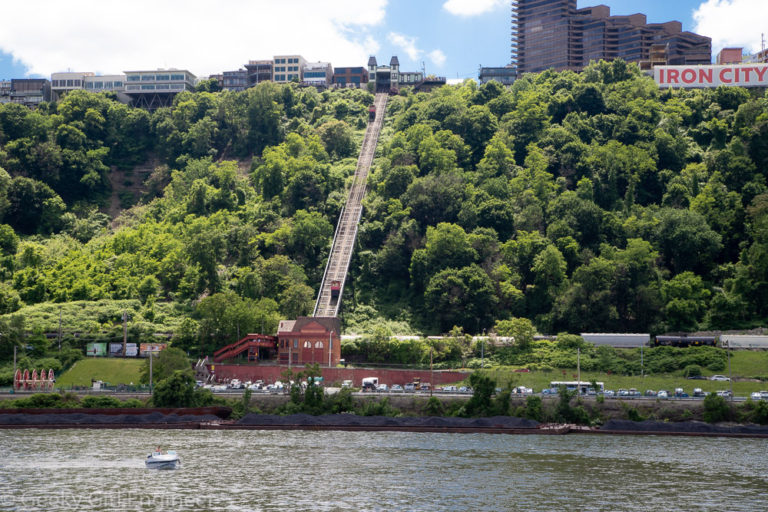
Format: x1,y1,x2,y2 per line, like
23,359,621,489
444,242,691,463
0,60,767,373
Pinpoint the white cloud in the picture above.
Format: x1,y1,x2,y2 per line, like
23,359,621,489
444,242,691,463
387,32,422,61
442,0,506,17
693,0,768,55
0,0,388,77
428,49,447,67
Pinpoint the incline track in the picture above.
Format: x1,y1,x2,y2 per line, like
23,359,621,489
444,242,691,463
313,92,388,317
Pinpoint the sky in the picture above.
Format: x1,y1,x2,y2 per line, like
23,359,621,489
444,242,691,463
0,0,766,82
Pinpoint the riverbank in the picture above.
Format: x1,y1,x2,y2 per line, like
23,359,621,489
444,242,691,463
2,408,768,437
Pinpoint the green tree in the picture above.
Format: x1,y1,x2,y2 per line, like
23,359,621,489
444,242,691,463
140,347,192,384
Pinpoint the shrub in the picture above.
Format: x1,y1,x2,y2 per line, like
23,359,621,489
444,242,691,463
702,393,730,423
422,396,445,416
524,395,543,421
683,364,702,378
152,371,196,407
81,395,122,408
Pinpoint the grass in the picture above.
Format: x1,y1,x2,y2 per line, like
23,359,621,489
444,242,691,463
56,358,144,387
474,367,768,397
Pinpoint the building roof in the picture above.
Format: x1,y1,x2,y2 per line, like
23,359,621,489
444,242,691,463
278,316,341,335
390,56,400,66
368,56,377,66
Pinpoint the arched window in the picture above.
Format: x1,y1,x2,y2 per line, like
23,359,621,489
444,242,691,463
315,341,324,349
303,341,311,348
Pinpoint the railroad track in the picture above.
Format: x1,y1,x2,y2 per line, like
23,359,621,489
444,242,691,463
314,93,388,317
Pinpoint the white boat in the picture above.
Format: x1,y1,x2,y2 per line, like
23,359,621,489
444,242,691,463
145,449,180,469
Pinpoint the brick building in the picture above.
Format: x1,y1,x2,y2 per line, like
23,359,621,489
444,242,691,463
277,317,341,367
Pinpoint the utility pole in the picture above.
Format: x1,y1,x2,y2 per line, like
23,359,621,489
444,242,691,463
328,330,333,367
430,346,434,397
149,348,154,393
727,338,733,401
122,310,127,357
13,345,16,392
58,307,62,352
577,347,582,392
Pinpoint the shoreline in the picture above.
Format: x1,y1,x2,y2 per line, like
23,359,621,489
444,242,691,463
1,411,768,438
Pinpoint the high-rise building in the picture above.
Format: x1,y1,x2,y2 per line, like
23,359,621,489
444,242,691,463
512,0,711,74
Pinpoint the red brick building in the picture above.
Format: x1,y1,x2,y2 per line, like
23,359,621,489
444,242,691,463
277,317,341,367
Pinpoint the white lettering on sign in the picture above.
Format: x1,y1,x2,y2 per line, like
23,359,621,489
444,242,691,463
655,64,768,88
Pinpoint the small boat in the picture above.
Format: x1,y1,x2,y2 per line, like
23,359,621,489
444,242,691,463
145,449,180,469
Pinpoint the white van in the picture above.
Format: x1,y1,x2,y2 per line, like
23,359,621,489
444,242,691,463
361,377,379,391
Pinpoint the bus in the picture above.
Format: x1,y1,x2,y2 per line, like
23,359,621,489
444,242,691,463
549,381,604,395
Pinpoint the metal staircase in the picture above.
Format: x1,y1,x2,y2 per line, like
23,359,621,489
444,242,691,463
313,92,388,317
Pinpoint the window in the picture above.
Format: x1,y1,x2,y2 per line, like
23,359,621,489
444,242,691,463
155,74,170,81
315,341,324,349
66,80,74,87
156,84,170,90
293,339,298,349
114,81,122,87
170,74,184,81
74,80,81,87
141,75,154,81
94,82,103,89
127,75,140,82
85,82,93,89
303,341,311,348
141,84,155,90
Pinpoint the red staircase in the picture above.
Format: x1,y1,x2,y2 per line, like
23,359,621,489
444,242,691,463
213,334,277,363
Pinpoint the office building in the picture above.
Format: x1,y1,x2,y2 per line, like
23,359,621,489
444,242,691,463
0,80,11,104
512,0,711,74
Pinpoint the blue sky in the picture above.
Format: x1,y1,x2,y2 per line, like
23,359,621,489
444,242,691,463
0,0,765,82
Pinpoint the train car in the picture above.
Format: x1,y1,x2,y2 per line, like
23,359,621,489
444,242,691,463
330,280,341,302
580,333,650,348
720,335,768,349
368,105,376,121
654,335,718,347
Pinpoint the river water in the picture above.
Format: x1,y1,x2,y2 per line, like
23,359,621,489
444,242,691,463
0,429,765,511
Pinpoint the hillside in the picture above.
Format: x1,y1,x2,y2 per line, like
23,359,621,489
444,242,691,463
0,60,767,378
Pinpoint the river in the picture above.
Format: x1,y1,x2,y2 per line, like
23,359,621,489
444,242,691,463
0,429,765,511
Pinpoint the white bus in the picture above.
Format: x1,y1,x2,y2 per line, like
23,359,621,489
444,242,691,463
549,381,604,395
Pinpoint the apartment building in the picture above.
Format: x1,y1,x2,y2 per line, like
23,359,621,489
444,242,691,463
302,61,333,87
513,0,711,74
10,78,51,107
123,69,196,110
273,55,305,83
244,60,273,86
221,69,247,91
332,66,368,88
0,80,11,104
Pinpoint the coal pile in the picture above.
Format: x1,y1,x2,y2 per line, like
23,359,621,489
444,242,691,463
601,419,768,435
237,413,539,429
0,412,220,425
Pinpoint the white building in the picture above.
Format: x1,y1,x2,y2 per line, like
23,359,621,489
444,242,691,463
302,61,333,87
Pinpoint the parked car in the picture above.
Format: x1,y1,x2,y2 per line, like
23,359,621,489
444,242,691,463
692,387,705,397
443,385,458,393
377,384,389,393
404,383,416,392
657,390,669,399
644,389,656,397
710,375,730,381
751,392,763,400
761,391,768,399
716,390,732,397
390,384,404,393
341,380,353,388
458,386,472,394
603,390,615,397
